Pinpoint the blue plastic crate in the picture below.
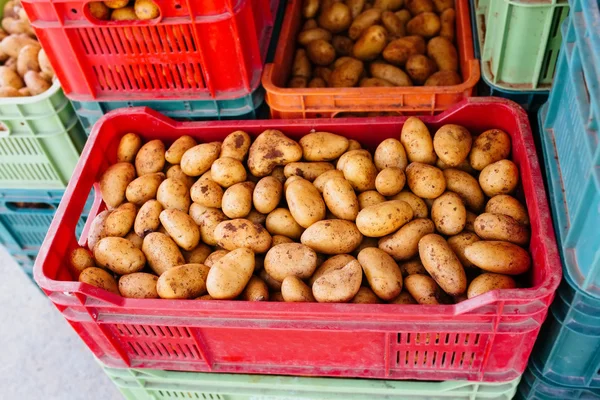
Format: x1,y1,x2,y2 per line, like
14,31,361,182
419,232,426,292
539,1,600,299
469,0,553,111
516,362,600,399
0,189,93,276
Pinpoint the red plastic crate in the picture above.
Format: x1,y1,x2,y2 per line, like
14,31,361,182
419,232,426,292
35,98,561,381
21,0,276,101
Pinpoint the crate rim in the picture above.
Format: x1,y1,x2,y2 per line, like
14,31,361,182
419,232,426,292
34,97,562,317
0,79,60,106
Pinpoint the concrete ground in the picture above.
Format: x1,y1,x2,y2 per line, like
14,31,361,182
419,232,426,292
0,246,122,400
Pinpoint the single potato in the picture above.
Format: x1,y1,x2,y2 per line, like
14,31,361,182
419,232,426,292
356,200,413,237
474,213,530,246
119,273,159,299
214,219,272,253
69,247,95,278
241,276,270,301
182,244,212,264
427,36,457,71
323,177,359,220
431,192,466,235
265,243,318,282
125,172,165,206
404,274,441,304
87,210,110,250
433,124,472,167
349,8,382,40
374,138,408,170
406,162,446,198
340,152,378,191
314,169,345,192
352,25,387,61
190,178,223,209
352,287,382,303
99,162,136,209
286,178,326,228
165,136,197,164
307,39,336,66
157,264,210,299
379,218,435,260
247,130,303,177
358,247,403,300
207,248,255,299
312,259,362,302
464,241,531,275
399,259,428,276
390,191,429,218
220,130,251,161
467,273,516,299
479,159,520,197
369,62,412,86
265,208,305,239
470,129,512,171
253,176,283,214
405,54,437,84
358,190,386,209
375,167,405,196
329,58,364,87
222,181,255,219
134,199,162,238
443,169,484,212
407,12,441,38
159,209,200,251
157,178,191,212
104,202,137,237
485,195,529,225
180,142,221,177
94,237,146,275
79,267,120,295
418,233,466,295
142,232,185,275
300,132,350,161
401,117,436,164
382,36,426,66
301,219,363,254
318,2,352,33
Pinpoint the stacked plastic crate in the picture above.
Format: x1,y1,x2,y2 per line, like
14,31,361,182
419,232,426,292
21,0,285,135
517,0,600,398
469,0,569,112
0,0,91,277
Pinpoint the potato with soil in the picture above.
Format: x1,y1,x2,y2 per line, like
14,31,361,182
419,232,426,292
87,210,110,250
358,248,403,300
265,243,318,282
443,169,484,212
79,267,120,295
157,178,191,212
94,237,146,275
214,219,272,253
418,234,466,295
142,232,185,275
248,130,303,177
479,160,520,196
253,176,282,214
159,209,200,251
329,58,364,87
379,218,435,260
470,129,511,171
157,264,210,299
104,202,137,237
180,142,220,177
401,117,436,164
382,36,426,66
300,132,349,161
265,208,305,239
356,200,413,237
464,241,531,275
126,172,165,205
99,162,136,209
375,167,405,196
474,213,530,246
117,133,142,163
134,0,160,20
340,151,377,191
374,138,408,171
352,25,387,61
284,162,335,181
431,191,466,235
433,124,472,167
405,162,446,198
69,248,95,278
165,136,196,164
485,195,529,225
301,219,363,254
190,178,223,209
134,200,162,238
286,178,326,228
207,248,255,299
119,273,159,299
312,259,362,302
220,130,251,161
222,181,254,219
323,177,359,220
404,274,441,304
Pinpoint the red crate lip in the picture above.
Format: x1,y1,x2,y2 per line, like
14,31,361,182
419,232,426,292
34,97,561,379
22,0,274,101
261,0,481,117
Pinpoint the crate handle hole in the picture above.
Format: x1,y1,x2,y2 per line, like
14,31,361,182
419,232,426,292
174,4,181,9
0,121,10,137
71,8,77,14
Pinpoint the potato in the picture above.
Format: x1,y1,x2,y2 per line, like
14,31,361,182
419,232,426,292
239,276,268,301
157,178,191,212
134,0,160,20
337,149,371,170
164,136,196,165
390,291,417,304
266,208,305,239
284,176,303,192
298,28,332,47
69,248,94,278
349,8,382,40
379,218,435,260
252,176,282,215
313,169,345,192
468,273,516,299
464,211,476,232
431,192,466,235
125,231,143,249
190,179,223,209
369,62,412,86
247,209,266,226
104,202,137,237
214,218,272,253
390,191,428,218
222,181,254,219
359,77,392,87
88,2,110,20
286,179,326,228
117,133,142,163
17,44,40,77
329,35,352,57
447,231,480,270
427,36,458,72
323,177,359,220
479,160,519,196
329,58,364,87
300,132,349,161
439,8,455,42
374,139,408,171
94,237,146,275
312,67,332,84
407,12,440,37
2,17,33,36
340,152,377,191
306,39,336,66
292,49,312,80
0,86,21,97
486,195,529,225
206,248,255,299
104,0,128,8
309,254,355,286
37,48,54,80
474,213,530,246
182,244,211,264
312,259,362,302
469,129,511,170
133,140,165,176
358,248,403,300
265,243,318,282
404,274,441,304
125,173,165,206
284,162,335,181
111,6,138,20
375,167,405,196
357,191,385,210
346,0,365,18
301,219,362,254
406,162,446,198
118,273,159,299
79,267,119,295
465,241,531,275
349,287,380,303
399,259,428,276
87,210,110,250
395,9,412,23
270,235,293,247
374,0,403,10
142,232,184,275
404,54,437,85
159,209,200,251
319,2,352,33
179,142,220,177
0,35,37,59
406,0,434,14
248,130,303,177
356,200,413,237
383,36,426,66
424,70,461,86
217,131,250,162
24,70,51,95
0,65,22,88
443,169,484,212
307,77,326,88
347,139,361,151
433,124,472,167
352,25,387,61
418,234,466,295
401,117,436,164
99,162,136,210
381,10,406,37
204,250,228,268
157,264,209,299
303,0,320,18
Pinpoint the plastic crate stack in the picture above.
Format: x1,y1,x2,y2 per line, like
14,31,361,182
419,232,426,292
0,0,92,277
515,0,600,398
20,0,285,135
469,0,569,112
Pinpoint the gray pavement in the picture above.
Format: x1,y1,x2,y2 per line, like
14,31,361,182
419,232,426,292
0,246,122,400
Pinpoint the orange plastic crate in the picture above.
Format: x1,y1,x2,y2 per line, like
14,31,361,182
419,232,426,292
262,0,480,118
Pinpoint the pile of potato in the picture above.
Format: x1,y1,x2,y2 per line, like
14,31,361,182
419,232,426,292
88,0,160,21
71,119,532,304
0,0,55,97
289,0,460,88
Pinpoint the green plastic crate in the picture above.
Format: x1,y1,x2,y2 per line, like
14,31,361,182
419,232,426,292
473,0,569,90
103,367,521,400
